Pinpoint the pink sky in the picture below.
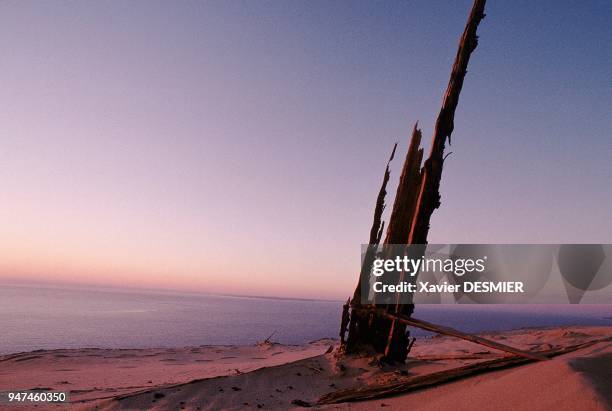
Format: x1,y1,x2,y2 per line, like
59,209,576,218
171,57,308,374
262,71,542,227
1,1,611,299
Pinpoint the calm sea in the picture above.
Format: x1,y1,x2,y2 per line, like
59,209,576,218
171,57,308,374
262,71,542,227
1,285,611,355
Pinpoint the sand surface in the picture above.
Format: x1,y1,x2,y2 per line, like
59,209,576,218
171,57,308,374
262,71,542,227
1,326,610,410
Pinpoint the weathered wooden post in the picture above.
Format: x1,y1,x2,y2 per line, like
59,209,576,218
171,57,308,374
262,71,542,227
343,0,487,363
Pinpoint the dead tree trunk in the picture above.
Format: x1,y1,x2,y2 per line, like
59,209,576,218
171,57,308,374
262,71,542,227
381,124,424,360
408,0,487,245
345,144,396,350
344,0,486,362
384,124,423,246
345,128,423,356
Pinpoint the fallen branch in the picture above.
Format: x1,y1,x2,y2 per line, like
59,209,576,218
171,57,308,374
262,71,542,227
316,336,611,405
354,307,548,362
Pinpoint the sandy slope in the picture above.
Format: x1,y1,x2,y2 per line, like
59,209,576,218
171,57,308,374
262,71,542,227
333,335,612,411
1,326,610,410
0,340,334,406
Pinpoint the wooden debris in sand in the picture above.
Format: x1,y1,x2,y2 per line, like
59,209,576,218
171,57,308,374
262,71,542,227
353,307,549,362
316,336,612,405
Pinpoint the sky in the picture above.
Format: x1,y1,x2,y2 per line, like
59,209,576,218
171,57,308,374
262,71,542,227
1,0,611,299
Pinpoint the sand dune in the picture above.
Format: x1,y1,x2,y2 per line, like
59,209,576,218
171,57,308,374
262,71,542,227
1,326,610,410
0,340,333,407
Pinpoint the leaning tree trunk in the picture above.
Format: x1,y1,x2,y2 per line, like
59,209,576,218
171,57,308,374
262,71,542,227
344,0,487,363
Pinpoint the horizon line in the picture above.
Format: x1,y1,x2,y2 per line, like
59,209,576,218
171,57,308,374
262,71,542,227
0,279,345,304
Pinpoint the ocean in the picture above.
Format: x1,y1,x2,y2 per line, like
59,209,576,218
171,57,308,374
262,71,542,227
1,285,611,355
